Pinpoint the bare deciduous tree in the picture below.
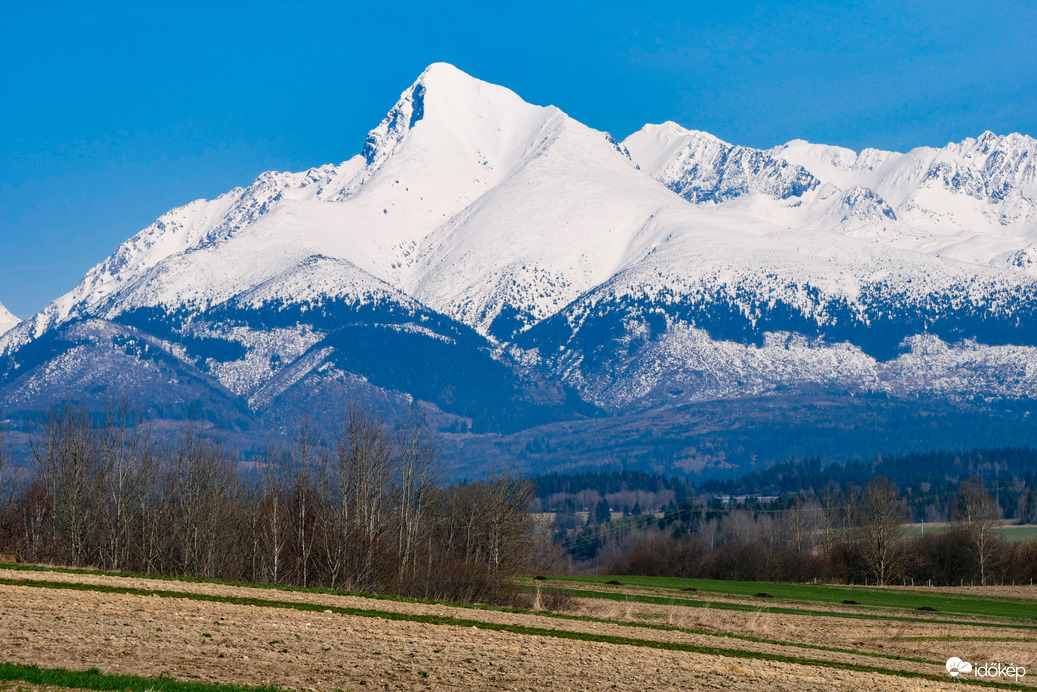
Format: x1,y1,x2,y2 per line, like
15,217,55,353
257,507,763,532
857,477,906,586
819,483,841,557
337,403,392,590
3,400,539,605
955,477,1002,586
291,415,319,587
256,444,290,584
395,410,437,586
134,432,163,574
169,422,234,578
0,418,10,509
96,398,151,571
31,403,99,566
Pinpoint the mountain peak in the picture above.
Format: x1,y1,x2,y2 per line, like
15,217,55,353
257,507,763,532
0,302,18,337
628,122,727,149
361,63,550,172
953,129,1037,155
639,121,690,138
624,123,816,203
362,74,427,167
6,66,1037,446
413,61,475,85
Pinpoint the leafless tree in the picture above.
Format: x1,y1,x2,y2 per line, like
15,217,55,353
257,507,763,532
819,483,841,556
1,399,538,605
290,415,320,587
484,477,534,575
954,477,1002,586
336,402,392,589
777,498,816,554
314,458,346,589
394,410,437,586
255,444,290,584
16,480,51,563
857,477,906,586
168,422,234,578
95,398,151,571
445,476,533,575
0,419,11,509
31,403,99,566
134,434,163,574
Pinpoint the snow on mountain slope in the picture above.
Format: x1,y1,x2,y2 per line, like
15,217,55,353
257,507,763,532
406,118,695,336
625,123,1037,271
2,64,677,347
772,132,1037,220
772,132,1037,250
226,255,419,312
3,63,1037,427
0,303,18,336
624,122,819,202
766,139,899,191
4,63,804,353
22,66,1034,359
537,315,1037,411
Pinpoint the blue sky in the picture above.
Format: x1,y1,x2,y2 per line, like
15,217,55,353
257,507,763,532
2,0,1035,317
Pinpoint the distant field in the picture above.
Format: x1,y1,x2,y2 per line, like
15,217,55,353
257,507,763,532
540,574,1037,622
1,563,1036,690
901,523,1037,542
999,525,1037,542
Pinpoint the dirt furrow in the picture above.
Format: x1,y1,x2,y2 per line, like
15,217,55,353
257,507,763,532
0,568,960,676
0,582,976,691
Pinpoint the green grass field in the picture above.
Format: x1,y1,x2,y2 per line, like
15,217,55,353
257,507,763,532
901,523,1037,542
0,662,284,692
540,574,1037,622
1001,525,1037,542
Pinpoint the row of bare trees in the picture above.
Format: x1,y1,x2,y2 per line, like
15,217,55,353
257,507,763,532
0,402,538,604
597,476,1025,586
821,477,1005,586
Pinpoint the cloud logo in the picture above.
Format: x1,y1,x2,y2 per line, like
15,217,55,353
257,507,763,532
946,657,973,677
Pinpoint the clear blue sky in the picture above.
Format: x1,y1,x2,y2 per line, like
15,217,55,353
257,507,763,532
2,0,1035,317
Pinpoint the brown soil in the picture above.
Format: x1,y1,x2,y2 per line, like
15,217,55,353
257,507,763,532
0,568,971,672
873,583,1037,598
0,570,1027,691
573,598,1037,671
579,580,1033,623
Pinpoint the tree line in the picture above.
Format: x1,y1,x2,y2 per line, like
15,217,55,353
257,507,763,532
2,402,1033,595
533,448,1037,523
559,476,1037,587
701,448,1037,523
0,401,542,604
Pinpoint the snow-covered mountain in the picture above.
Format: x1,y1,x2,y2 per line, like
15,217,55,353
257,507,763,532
624,122,1037,269
2,64,1036,472
623,122,820,203
0,303,17,337
8,62,685,344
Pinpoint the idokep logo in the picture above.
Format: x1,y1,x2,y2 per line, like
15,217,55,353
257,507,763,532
946,657,972,677
946,656,1027,682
